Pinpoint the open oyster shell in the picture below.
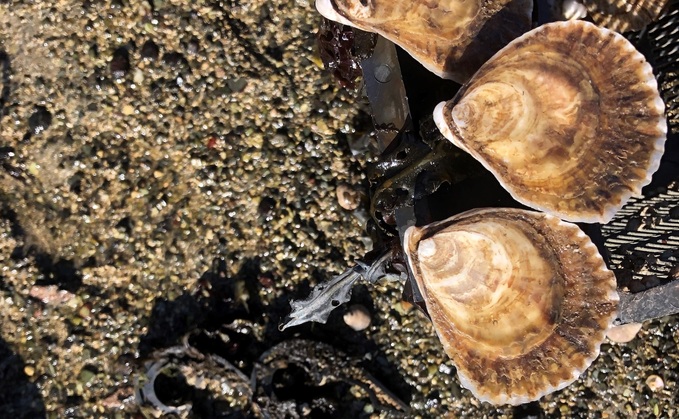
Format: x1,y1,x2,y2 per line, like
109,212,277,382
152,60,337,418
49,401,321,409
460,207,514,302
404,208,619,405
315,0,533,84
434,20,667,223
582,0,669,32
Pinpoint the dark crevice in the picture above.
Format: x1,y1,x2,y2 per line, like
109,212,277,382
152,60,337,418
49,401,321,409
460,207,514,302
33,254,83,293
0,337,46,418
0,50,10,119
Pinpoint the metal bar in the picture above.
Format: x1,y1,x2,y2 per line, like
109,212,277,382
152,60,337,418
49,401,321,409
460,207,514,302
360,36,412,151
617,280,679,324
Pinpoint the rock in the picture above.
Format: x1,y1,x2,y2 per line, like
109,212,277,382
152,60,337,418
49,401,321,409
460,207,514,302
606,323,643,343
23,366,35,377
28,285,76,305
336,183,362,211
133,68,144,84
394,300,414,316
121,104,135,116
226,78,247,93
645,375,664,392
343,304,371,331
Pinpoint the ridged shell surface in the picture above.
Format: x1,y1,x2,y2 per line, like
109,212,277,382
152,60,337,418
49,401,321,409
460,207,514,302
315,0,532,83
584,0,669,32
434,20,667,223
404,208,619,405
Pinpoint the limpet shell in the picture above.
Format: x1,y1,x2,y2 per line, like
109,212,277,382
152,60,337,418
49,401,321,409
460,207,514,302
404,208,619,405
434,20,667,223
315,0,533,84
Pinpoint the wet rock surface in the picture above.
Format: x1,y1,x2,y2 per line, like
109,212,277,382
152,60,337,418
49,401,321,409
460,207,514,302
0,0,678,417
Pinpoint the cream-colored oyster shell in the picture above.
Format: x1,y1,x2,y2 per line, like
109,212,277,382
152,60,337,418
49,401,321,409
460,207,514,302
315,0,532,84
583,0,669,32
434,20,667,223
404,208,619,405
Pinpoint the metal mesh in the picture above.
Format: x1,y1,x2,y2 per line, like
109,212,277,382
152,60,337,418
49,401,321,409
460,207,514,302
603,182,679,289
627,3,679,133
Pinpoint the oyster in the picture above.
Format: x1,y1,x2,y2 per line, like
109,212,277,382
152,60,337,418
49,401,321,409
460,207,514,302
404,208,619,405
581,0,669,32
315,0,533,84
434,20,667,223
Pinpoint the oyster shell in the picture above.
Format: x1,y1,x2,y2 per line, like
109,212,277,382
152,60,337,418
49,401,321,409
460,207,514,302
434,20,667,223
315,0,533,84
582,0,669,32
404,208,619,405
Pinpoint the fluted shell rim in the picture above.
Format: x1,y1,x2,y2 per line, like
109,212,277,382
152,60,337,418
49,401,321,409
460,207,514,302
433,20,667,224
404,208,619,405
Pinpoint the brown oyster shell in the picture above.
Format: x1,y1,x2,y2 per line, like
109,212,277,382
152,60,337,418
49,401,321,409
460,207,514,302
404,208,619,405
434,20,667,223
315,0,533,84
583,0,670,32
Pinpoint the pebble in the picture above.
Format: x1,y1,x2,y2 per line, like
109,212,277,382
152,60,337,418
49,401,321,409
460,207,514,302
24,366,35,377
227,78,247,93
121,104,135,116
336,183,362,211
607,322,643,343
133,68,144,85
78,367,96,385
343,304,371,331
215,66,226,79
645,375,664,392
394,300,414,316
29,284,76,305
